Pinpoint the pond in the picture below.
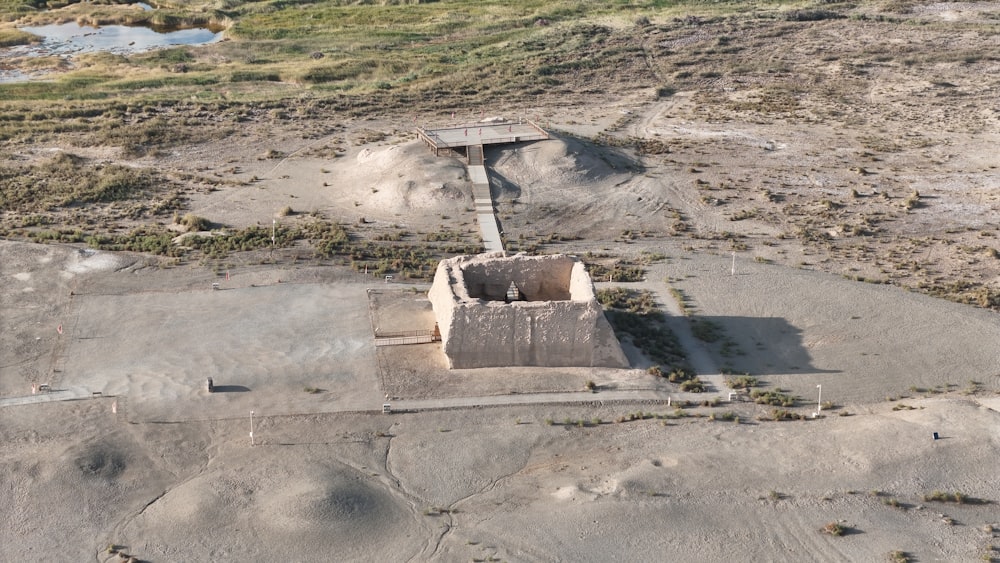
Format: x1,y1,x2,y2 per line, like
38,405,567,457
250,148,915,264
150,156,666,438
17,21,224,56
0,19,224,82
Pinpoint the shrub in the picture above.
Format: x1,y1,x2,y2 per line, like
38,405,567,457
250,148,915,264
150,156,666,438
726,375,759,389
680,378,705,392
921,490,989,504
598,288,687,370
179,213,210,232
751,389,797,407
821,521,846,536
764,409,805,421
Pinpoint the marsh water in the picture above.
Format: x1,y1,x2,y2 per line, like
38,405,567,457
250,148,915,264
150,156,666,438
0,18,223,82
16,21,223,56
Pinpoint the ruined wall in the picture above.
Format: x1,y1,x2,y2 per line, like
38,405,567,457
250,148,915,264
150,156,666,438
429,253,627,369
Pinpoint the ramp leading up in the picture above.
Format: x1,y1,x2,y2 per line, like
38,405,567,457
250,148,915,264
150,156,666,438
469,163,503,252
417,119,549,254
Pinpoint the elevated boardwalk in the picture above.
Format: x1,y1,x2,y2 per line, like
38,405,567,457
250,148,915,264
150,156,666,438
417,119,549,253
416,119,548,158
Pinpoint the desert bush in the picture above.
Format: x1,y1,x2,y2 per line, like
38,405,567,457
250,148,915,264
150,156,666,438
751,389,797,407
586,261,645,282
883,497,904,509
726,374,759,389
88,228,180,256
680,378,705,392
764,409,805,421
902,191,922,210
178,213,210,232
921,490,990,504
598,288,688,370
821,521,846,536
783,9,842,21
0,153,162,211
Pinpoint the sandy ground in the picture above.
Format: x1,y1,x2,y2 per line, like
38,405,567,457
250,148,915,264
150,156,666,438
3,238,999,561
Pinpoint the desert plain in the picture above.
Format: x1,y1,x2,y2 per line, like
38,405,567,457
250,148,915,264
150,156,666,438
2,1,1000,562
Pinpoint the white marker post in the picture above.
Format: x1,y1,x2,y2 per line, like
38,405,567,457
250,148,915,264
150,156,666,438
271,219,276,251
731,252,736,276
816,384,823,413
250,410,255,446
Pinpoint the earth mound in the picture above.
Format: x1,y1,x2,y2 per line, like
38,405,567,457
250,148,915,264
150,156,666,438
124,456,423,560
489,136,636,196
349,142,470,216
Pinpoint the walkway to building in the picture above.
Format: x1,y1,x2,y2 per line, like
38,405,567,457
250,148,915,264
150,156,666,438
417,119,549,253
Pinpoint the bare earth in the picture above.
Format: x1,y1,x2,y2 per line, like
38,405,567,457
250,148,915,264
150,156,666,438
4,6,1000,562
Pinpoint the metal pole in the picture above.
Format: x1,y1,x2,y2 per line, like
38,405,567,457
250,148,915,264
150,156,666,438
816,384,822,412
250,410,255,446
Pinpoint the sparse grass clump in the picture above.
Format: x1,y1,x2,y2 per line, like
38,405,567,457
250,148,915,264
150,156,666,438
763,408,806,421
597,288,688,371
821,521,846,536
726,375,759,390
750,389,797,407
922,490,990,504
680,378,706,392
178,213,211,232
0,152,164,212
883,497,904,509
586,260,645,282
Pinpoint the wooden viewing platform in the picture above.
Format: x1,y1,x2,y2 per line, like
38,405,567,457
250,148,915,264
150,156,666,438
416,119,549,158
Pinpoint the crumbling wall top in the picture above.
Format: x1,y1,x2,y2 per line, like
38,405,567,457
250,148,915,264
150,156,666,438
440,252,591,303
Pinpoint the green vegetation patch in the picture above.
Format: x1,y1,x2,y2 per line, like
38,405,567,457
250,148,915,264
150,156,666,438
0,28,40,47
0,152,162,211
597,287,689,374
585,259,645,282
750,389,797,407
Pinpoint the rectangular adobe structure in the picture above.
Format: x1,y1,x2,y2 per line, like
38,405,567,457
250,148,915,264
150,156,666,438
428,253,628,369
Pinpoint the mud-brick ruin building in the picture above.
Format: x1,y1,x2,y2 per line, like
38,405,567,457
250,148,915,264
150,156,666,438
428,253,628,369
